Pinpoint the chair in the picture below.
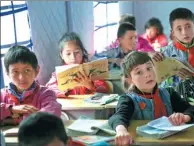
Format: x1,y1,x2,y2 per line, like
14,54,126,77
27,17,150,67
61,111,70,121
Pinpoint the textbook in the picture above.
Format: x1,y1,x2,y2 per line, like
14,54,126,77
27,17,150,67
67,118,116,135
55,58,109,91
84,93,119,105
153,57,194,83
136,116,194,139
73,135,115,145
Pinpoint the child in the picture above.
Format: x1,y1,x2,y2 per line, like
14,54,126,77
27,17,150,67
108,14,154,52
46,32,108,97
18,112,110,146
142,17,168,51
0,45,61,125
92,22,137,69
151,8,194,100
108,51,194,146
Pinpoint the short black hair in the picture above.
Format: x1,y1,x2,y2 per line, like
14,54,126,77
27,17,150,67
144,17,164,35
59,32,88,62
18,112,68,146
117,22,136,38
119,14,136,26
4,45,38,73
169,8,194,28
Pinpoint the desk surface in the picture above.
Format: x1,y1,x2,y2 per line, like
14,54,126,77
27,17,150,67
57,95,105,110
3,120,194,145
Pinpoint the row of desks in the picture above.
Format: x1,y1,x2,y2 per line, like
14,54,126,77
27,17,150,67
2,120,194,146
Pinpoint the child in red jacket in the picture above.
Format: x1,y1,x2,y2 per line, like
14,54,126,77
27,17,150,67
46,32,108,97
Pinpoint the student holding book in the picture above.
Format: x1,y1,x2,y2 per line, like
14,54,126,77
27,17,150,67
108,51,194,146
151,8,194,100
0,46,61,126
46,32,108,97
18,112,110,146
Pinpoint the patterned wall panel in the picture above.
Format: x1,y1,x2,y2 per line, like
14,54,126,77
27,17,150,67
27,1,68,85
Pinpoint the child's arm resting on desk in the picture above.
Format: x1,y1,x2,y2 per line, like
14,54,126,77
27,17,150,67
39,88,61,117
108,94,135,130
0,103,13,120
167,87,194,123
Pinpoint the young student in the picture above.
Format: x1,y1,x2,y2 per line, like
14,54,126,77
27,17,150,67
142,17,168,51
18,112,110,146
92,22,137,69
151,8,194,100
108,14,154,52
0,45,61,125
108,51,194,146
46,32,108,97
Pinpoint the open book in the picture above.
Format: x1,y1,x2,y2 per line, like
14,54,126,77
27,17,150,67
84,93,119,105
67,118,116,135
136,116,194,139
56,58,109,91
153,57,194,83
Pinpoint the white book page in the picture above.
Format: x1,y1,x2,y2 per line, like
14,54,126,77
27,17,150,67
55,64,79,74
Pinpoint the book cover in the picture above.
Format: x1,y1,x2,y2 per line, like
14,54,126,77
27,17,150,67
56,58,109,91
73,135,114,145
136,116,194,139
153,57,194,83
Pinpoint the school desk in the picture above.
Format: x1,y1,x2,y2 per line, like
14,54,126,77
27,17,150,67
57,95,115,120
2,120,194,146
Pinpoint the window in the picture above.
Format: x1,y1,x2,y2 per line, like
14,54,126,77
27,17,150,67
0,1,32,87
93,1,119,53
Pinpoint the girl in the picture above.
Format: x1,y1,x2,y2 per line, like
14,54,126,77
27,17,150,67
142,17,168,51
46,32,108,97
108,51,194,146
0,45,61,125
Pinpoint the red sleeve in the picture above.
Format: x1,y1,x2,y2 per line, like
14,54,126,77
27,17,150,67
157,34,168,47
93,80,109,93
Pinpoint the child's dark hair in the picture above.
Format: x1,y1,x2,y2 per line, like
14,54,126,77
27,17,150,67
18,112,68,146
4,45,38,73
119,14,136,26
121,51,152,92
117,22,136,38
144,17,164,35
169,8,194,28
59,32,88,62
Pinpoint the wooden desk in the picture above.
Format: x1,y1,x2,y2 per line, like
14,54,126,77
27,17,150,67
2,120,194,146
57,95,114,120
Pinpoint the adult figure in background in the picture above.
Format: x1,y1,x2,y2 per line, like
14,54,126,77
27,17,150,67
142,17,168,51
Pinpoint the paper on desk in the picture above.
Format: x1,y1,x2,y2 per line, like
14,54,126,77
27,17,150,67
147,116,194,131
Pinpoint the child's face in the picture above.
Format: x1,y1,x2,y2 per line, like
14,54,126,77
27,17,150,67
60,41,83,65
172,19,194,43
7,63,39,93
146,26,159,40
119,30,137,53
129,61,156,93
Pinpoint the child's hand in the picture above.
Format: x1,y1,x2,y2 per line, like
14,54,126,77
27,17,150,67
57,90,70,98
149,52,164,62
11,104,39,114
168,113,191,126
75,71,95,90
177,68,194,79
115,125,133,146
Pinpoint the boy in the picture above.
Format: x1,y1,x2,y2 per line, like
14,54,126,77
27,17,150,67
151,8,194,99
0,46,61,125
92,22,137,69
18,112,110,146
108,14,154,52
